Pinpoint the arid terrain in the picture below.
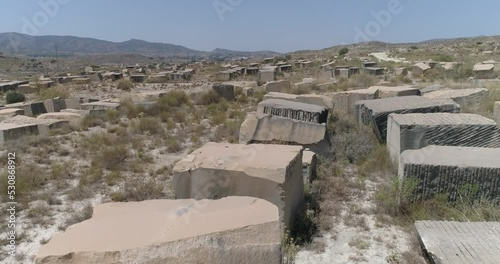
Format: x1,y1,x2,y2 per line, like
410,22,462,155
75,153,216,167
0,33,500,264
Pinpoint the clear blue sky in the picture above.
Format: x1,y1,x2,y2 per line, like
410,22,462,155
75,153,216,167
0,0,499,53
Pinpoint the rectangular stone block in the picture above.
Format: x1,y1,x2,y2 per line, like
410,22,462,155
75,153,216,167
239,112,330,153
2,101,47,117
36,198,281,264
257,99,328,124
212,84,235,101
399,146,500,203
80,101,120,111
387,113,500,163
355,96,460,141
331,87,379,113
265,80,291,93
44,99,67,113
264,92,333,109
173,142,304,231
0,123,39,145
1,115,69,137
424,88,490,108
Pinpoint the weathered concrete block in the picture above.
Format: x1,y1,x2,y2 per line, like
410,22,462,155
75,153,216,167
43,99,67,113
80,102,120,111
375,86,421,98
88,72,103,82
129,75,147,83
38,112,84,125
387,113,500,163
356,96,460,141
72,78,91,85
212,84,235,101
173,142,303,231
35,197,281,264
259,70,276,83
0,123,39,145
61,108,106,116
0,108,24,121
331,87,379,113
494,101,500,125
423,88,490,108
239,112,330,153
2,101,47,117
265,80,291,93
264,92,333,109
1,115,69,137
257,99,329,124
243,87,254,97
399,146,500,203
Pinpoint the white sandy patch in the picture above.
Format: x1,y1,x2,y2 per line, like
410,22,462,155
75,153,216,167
370,52,409,63
296,179,415,264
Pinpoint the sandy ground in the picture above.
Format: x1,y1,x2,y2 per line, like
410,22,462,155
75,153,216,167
370,52,409,63
296,178,418,264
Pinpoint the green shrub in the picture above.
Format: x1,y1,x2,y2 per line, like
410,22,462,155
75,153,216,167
339,47,349,56
116,79,134,91
6,91,25,104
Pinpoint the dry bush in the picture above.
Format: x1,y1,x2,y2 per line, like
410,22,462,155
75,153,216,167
98,145,130,170
133,117,163,135
60,203,93,231
195,90,221,105
329,111,376,164
116,79,134,91
123,177,165,201
37,87,70,100
166,136,182,153
349,73,379,88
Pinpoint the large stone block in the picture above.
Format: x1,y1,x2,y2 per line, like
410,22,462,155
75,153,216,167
35,197,281,264
43,99,67,113
38,112,84,125
257,99,329,124
331,87,379,113
387,113,500,163
399,146,500,203
375,86,421,98
0,108,24,121
265,80,291,93
2,101,47,117
1,115,69,137
212,83,235,101
259,70,276,83
0,123,39,145
72,78,91,85
239,112,330,153
173,142,304,231
423,88,490,108
494,101,500,125
264,92,333,109
355,96,460,141
80,101,120,111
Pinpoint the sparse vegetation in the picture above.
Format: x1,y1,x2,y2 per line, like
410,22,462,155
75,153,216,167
5,91,25,104
116,79,134,91
37,87,70,100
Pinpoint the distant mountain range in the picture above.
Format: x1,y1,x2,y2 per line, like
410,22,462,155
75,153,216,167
0,32,280,58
